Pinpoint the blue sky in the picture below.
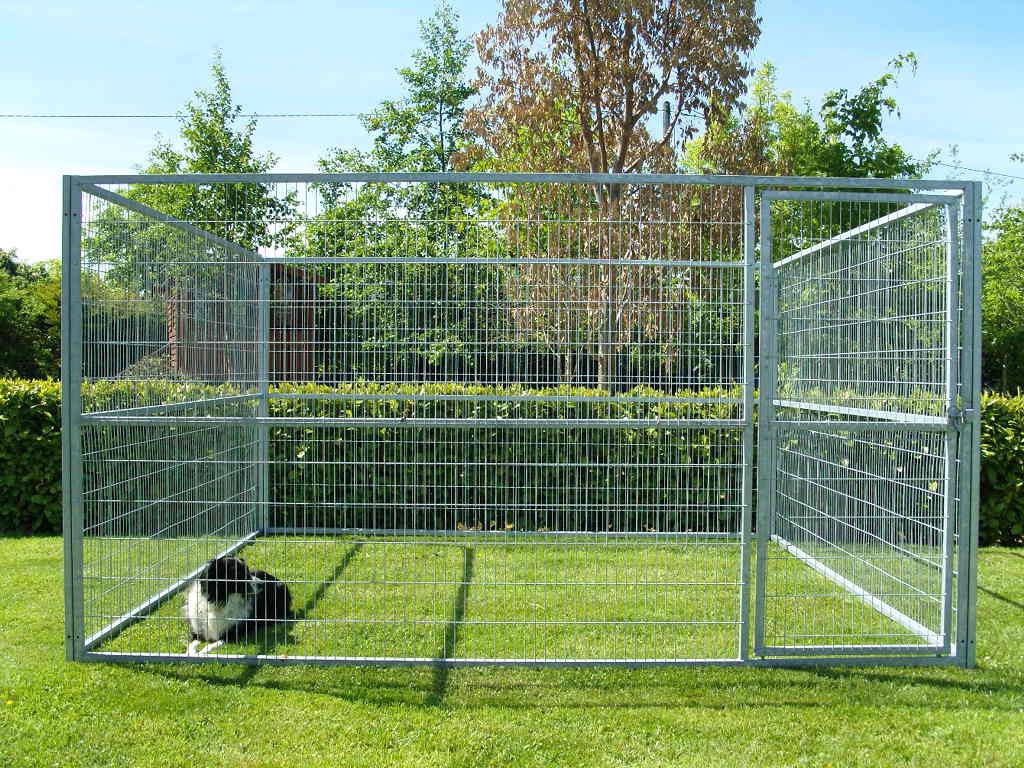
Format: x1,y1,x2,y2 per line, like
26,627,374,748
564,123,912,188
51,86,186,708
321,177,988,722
1,0,1021,262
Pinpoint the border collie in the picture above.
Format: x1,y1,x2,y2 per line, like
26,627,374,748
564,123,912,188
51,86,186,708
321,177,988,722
184,556,292,656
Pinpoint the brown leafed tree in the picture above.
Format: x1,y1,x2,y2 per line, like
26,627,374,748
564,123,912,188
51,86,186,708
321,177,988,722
472,0,761,175
471,0,760,388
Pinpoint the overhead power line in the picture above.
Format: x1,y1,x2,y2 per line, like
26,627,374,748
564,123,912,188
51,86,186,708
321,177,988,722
2,111,1020,183
930,160,1024,183
0,112,362,119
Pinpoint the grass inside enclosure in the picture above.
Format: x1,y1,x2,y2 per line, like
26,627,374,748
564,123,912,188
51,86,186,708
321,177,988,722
88,535,929,661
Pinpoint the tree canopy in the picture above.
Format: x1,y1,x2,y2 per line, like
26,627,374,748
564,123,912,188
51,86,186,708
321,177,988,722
0,249,60,379
472,0,761,174
685,56,931,178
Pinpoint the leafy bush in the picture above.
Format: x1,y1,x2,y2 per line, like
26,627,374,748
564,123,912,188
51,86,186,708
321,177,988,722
1,379,1021,545
0,379,62,532
979,393,1024,545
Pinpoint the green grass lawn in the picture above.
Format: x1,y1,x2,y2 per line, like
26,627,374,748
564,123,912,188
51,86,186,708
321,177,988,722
2,537,1023,767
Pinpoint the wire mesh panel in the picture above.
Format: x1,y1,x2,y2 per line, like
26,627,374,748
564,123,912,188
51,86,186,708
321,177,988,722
757,192,963,657
61,174,979,667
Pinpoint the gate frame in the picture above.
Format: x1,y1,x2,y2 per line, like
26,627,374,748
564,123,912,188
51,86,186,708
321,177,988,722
61,173,981,667
754,189,976,663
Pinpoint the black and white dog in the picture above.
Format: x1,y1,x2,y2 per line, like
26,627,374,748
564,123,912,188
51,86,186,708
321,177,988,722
184,556,292,656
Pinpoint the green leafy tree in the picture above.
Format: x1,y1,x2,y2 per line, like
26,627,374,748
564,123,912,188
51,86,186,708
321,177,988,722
296,4,505,381
0,249,61,378
982,205,1024,389
80,53,294,381
134,50,292,250
685,56,931,178
88,51,293,288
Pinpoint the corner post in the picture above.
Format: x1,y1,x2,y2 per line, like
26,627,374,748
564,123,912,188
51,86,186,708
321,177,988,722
61,176,85,660
753,192,778,657
956,182,983,668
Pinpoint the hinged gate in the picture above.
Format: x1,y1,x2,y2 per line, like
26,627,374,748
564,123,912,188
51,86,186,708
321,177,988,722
753,189,979,662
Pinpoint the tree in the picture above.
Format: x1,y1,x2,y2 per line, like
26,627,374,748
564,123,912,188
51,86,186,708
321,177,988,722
293,3,505,381
82,52,293,381
88,50,293,286
685,56,930,179
473,0,761,175
0,249,60,378
471,1,760,388
982,204,1024,389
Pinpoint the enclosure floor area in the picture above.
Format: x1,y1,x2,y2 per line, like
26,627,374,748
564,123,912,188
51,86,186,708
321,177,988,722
84,535,939,663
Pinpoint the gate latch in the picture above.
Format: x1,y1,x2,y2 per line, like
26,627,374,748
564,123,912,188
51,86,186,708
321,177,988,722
947,406,977,428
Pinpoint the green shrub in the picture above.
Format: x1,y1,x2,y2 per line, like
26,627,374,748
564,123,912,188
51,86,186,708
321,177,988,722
0,379,62,533
1,379,1022,545
979,393,1024,545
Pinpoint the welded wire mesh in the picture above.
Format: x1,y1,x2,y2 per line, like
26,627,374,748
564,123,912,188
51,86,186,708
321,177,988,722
64,175,976,666
760,197,959,653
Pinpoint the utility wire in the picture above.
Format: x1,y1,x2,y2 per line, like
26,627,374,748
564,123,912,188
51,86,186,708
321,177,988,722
3,111,1020,181
929,160,1024,183
0,112,361,119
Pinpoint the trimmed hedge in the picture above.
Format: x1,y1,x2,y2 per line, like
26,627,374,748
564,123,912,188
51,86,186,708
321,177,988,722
0,379,62,533
979,393,1024,545
1,378,1022,545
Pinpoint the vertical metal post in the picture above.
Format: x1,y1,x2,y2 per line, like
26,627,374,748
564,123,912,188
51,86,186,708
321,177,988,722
956,182,982,668
738,186,755,660
753,193,777,656
257,261,270,534
61,176,84,660
940,203,960,650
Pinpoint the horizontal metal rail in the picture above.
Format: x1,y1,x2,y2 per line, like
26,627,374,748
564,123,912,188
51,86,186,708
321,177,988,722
80,651,960,668
74,171,971,191
771,420,953,433
261,526,742,541
772,398,948,424
83,393,258,418
78,415,746,429
268,392,743,406
262,255,745,268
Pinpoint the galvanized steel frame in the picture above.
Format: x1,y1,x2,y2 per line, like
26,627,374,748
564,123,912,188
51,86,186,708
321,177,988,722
61,172,980,667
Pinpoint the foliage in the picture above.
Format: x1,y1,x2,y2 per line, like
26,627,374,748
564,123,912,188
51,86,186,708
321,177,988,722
472,0,761,174
979,392,1024,545
685,56,931,178
292,4,505,379
132,50,293,250
981,205,1024,390
85,51,293,300
3,378,1022,546
0,250,60,379
0,379,62,532
471,1,759,387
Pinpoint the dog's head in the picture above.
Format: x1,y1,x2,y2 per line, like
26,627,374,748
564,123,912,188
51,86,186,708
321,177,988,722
199,556,251,604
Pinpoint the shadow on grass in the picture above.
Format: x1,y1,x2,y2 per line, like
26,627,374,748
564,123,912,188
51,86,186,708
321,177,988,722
425,546,474,707
137,658,1024,713
131,541,1024,710
978,585,1024,611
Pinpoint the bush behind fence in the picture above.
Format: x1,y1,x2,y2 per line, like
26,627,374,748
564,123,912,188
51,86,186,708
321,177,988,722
1,379,1020,545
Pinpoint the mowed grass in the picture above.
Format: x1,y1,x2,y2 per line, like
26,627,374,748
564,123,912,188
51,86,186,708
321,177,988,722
1,537,1023,768
96,536,746,661
89,535,942,660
